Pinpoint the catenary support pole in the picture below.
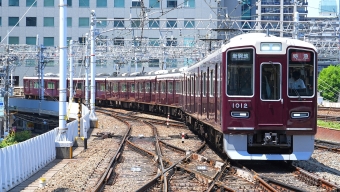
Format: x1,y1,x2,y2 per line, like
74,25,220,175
55,0,73,159
90,10,98,128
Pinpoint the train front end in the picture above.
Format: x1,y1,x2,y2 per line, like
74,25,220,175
222,34,317,160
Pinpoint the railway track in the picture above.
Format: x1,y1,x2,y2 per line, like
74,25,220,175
318,107,340,121
315,139,340,153
239,161,340,192
35,107,340,191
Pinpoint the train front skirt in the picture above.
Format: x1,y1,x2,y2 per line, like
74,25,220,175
223,134,314,160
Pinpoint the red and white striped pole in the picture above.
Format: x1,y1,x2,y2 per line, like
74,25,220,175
182,132,184,143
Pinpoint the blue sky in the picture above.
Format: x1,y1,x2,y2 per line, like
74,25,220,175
307,0,320,17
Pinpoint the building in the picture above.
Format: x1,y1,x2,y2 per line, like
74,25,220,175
319,0,337,16
0,0,219,46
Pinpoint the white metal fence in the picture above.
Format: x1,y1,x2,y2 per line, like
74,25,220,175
1,101,90,192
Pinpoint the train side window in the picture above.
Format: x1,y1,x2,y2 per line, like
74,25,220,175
161,81,165,93
25,81,29,88
100,83,105,91
145,82,150,93
30,81,33,88
226,49,254,96
176,81,181,94
217,65,221,97
187,77,190,95
156,82,159,93
203,72,206,97
113,82,118,92
168,81,173,93
152,82,155,93
182,81,185,95
34,81,39,89
106,82,110,91
121,83,126,92
131,83,135,93
138,82,142,93
77,82,82,90
195,75,200,96
190,77,195,96
210,70,214,97
47,82,55,89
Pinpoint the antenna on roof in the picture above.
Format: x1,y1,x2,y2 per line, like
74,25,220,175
266,28,270,37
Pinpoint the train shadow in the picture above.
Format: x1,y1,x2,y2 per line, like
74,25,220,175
294,157,340,177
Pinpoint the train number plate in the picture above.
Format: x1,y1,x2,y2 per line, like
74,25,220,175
229,102,251,109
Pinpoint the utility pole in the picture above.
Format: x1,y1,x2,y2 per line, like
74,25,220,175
38,45,46,100
293,0,300,39
89,10,98,128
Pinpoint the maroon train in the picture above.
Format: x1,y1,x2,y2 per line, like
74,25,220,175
23,33,317,160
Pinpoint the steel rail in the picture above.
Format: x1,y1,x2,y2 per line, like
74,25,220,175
91,115,131,192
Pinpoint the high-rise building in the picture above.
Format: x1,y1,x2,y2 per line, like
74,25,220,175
319,0,337,16
0,0,219,46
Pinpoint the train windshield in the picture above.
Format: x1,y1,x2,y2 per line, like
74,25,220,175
226,49,254,96
288,49,314,97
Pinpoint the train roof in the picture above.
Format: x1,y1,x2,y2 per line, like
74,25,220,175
156,72,183,79
185,46,222,72
222,33,316,52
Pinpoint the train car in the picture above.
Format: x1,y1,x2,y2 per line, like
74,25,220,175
23,33,317,161
225,33,316,160
181,33,317,160
23,76,59,100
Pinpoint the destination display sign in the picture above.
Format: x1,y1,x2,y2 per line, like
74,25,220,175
291,52,311,62
230,52,251,61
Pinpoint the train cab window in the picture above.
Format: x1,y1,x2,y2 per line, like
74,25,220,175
203,72,206,97
168,81,173,93
261,64,281,100
47,82,55,89
288,49,314,97
176,81,181,94
113,83,118,92
161,81,166,93
145,82,150,93
226,49,254,96
131,83,135,93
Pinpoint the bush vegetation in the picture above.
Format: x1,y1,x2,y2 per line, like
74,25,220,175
317,120,340,130
0,131,32,148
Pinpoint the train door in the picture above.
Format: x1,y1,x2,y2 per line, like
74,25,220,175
257,62,283,126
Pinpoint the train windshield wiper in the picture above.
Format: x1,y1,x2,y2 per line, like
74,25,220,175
293,88,302,101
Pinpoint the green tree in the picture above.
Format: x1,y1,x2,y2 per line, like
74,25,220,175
318,65,340,102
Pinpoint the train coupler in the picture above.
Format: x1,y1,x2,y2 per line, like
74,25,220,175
263,132,278,145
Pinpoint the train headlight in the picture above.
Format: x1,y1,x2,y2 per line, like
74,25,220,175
260,43,282,51
231,111,249,118
291,112,309,119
